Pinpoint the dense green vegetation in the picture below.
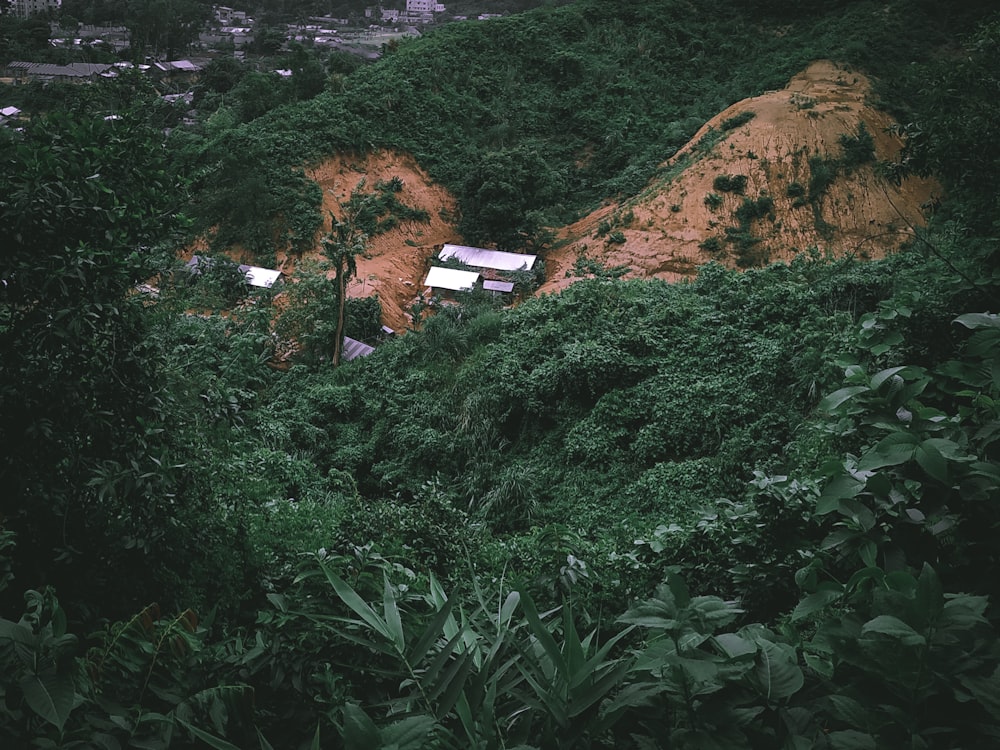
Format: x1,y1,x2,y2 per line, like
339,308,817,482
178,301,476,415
173,0,994,254
1,0,999,747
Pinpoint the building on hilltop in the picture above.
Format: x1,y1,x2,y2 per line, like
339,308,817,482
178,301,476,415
402,0,445,24
9,0,60,18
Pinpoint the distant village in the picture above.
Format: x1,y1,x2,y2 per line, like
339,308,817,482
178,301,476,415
0,0,510,128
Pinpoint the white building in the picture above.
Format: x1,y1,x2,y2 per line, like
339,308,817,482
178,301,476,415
9,0,60,18
403,0,444,24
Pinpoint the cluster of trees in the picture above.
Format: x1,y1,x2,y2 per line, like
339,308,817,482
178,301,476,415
1,0,999,746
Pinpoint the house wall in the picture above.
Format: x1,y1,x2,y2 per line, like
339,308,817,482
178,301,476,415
10,0,60,18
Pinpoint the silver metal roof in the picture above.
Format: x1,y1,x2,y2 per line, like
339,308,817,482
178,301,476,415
483,280,515,293
342,336,375,361
439,244,536,271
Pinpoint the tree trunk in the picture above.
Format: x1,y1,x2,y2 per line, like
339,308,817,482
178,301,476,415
333,263,346,366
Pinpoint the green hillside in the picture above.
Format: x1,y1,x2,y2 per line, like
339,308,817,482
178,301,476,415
1,0,999,746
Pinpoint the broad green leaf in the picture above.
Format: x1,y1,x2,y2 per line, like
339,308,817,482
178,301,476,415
803,651,833,679
915,563,944,623
380,715,437,749
818,386,870,412
858,433,918,470
562,606,584,678
858,539,877,568
827,729,877,749
690,595,742,627
752,640,803,701
569,660,630,717
177,718,242,750
499,591,520,629
20,671,75,731
433,649,475,718
915,441,948,484
860,615,925,645
519,592,566,682
714,633,756,659
791,586,843,621
827,694,870,730
845,567,885,593
407,595,457,666
320,564,391,642
383,576,405,653
342,703,380,750
818,475,865,514
960,666,1000,721
673,656,720,687
870,366,908,389
954,312,999,330
257,728,276,750
421,629,468,697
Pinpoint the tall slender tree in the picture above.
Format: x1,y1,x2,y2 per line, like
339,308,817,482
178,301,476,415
321,211,368,366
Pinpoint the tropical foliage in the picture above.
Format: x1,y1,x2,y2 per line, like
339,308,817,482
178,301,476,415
1,0,999,747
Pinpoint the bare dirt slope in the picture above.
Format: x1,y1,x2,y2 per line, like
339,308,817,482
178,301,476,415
278,61,937,330
292,151,462,331
538,60,940,295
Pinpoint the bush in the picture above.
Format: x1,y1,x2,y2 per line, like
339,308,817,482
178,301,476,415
713,174,748,193
839,121,876,168
734,195,775,224
704,192,724,210
699,236,725,253
721,110,756,131
807,155,838,200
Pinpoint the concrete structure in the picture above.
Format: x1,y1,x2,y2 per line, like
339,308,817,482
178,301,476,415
9,0,60,18
402,0,445,24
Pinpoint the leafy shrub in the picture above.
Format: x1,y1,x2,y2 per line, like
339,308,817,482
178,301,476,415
786,181,807,207
807,154,838,200
734,195,775,224
347,179,430,238
839,120,876,168
724,226,767,267
721,110,756,130
699,236,725,253
704,192,724,210
713,174,748,193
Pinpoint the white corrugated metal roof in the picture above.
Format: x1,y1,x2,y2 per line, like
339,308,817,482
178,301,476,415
439,244,536,271
423,266,480,291
240,265,282,288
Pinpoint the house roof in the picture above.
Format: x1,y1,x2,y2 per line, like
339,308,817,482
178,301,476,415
0,106,21,118
238,264,282,288
438,244,536,271
342,336,375,361
483,280,515,293
423,266,480,291
154,60,202,73
9,62,113,78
